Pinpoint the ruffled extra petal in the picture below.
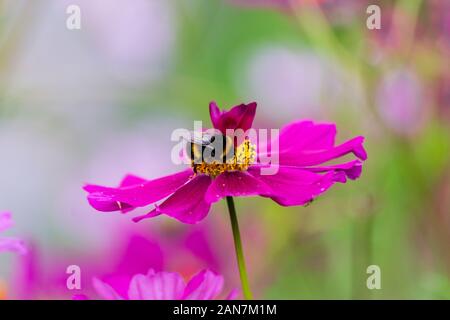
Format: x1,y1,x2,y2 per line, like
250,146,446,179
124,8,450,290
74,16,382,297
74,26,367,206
248,120,367,206
209,101,257,133
277,120,337,152
266,120,367,167
304,159,363,180
248,166,347,206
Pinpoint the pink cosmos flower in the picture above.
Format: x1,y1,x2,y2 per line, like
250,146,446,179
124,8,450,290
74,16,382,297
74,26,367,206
12,225,239,299
0,212,26,255
84,102,367,224
91,269,236,300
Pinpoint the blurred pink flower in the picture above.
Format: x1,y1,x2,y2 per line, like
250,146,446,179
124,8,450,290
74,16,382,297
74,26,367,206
0,212,26,255
12,225,231,299
92,269,236,300
84,101,366,224
376,69,426,136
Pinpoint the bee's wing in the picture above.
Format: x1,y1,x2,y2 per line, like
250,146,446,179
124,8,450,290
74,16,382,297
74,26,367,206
190,136,207,145
187,134,214,149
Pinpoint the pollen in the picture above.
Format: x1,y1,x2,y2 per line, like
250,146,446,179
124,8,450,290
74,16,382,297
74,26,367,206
192,140,256,177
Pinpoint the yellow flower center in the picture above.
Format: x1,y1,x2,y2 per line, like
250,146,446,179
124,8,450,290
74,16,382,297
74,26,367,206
192,140,256,177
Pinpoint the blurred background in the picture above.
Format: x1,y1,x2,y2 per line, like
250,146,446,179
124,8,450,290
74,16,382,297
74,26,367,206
0,0,449,299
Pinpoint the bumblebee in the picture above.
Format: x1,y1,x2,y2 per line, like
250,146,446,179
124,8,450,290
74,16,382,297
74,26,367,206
186,133,234,170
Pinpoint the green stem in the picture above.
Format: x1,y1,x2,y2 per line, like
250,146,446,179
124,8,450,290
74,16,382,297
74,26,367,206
225,196,253,300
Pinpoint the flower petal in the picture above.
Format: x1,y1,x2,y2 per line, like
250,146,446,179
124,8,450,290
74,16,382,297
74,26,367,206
183,269,224,300
248,166,346,206
0,212,13,232
277,120,337,152
132,207,162,222
86,193,134,212
84,169,193,212
92,278,124,300
209,101,222,129
279,136,367,167
209,101,257,133
304,159,363,180
116,175,149,213
119,174,147,187
226,288,240,300
204,171,272,203
0,237,27,255
128,269,185,300
134,175,212,224
263,120,367,167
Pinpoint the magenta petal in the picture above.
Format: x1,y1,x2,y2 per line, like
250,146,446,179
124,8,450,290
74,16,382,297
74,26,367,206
277,120,337,152
84,169,193,212
267,120,367,167
0,237,27,255
248,166,344,206
132,207,162,223
92,278,124,300
226,288,240,300
114,235,164,276
0,211,13,232
184,230,220,271
209,101,257,133
86,193,132,212
209,101,222,129
0,212,26,255
100,274,133,299
279,136,367,167
119,174,147,187
304,160,363,180
139,175,212,224
117,174,147,213
128,270,185,300
204,171,272,203
183,269,224,300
